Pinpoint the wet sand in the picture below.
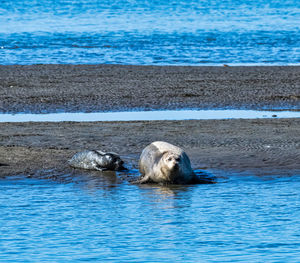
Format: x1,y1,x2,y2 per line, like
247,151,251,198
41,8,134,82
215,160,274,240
1,65,299,113
0,65,299,179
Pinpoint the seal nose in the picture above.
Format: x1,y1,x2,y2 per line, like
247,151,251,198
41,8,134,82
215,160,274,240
173,162,180,171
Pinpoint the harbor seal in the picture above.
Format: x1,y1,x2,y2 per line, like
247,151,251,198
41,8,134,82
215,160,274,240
138,141,196,184
68,150,126,171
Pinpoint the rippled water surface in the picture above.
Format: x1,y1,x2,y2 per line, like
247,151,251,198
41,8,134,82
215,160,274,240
1,0,300,65
1,1,300,261
1,173,300,262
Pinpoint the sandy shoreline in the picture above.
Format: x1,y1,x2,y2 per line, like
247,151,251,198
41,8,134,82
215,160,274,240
0,65,299,179
0,118,299,179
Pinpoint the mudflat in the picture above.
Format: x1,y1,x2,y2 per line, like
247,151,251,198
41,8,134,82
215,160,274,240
0,65,299,113
0,65,299,179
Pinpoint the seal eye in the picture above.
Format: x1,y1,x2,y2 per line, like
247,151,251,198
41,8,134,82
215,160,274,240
105,154,113,161
167,156,173,162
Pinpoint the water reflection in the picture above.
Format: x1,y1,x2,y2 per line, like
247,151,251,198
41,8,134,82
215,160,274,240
77,171,120,194
140,183,193,197
1,172,300,261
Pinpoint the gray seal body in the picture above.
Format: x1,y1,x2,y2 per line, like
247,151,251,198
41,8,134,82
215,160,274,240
68,150,125,171
138,141,195,184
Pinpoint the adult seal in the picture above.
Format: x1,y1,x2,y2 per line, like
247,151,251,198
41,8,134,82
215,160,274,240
68,150,126,171
138,141,196,184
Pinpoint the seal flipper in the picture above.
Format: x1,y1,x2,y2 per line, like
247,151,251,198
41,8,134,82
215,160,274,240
93,160,107,171
131,174,152,184
95,165,107,171
138,174,153,184
118,165,128,171
191,174,216,184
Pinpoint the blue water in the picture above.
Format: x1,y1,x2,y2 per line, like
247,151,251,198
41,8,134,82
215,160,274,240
1,109,300,122
1,173,300,262
1,1,300,261
1,0,300,65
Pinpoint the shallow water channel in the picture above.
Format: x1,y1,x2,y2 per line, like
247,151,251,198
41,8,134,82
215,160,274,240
1,173,300,262
1,109,300,261
1,109,300,122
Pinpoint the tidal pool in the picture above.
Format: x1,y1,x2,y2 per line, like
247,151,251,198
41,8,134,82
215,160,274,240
1,173,300,262
1,109,300,122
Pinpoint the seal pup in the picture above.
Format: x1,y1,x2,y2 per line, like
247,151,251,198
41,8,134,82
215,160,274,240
68,150,126,171
138,141,196,184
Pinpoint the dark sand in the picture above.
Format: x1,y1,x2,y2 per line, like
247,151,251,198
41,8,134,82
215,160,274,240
0,65,299,179
1,65,299,113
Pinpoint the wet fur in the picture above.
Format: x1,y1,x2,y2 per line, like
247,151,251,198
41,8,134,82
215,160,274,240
68,150,125,171
139,141,195,184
